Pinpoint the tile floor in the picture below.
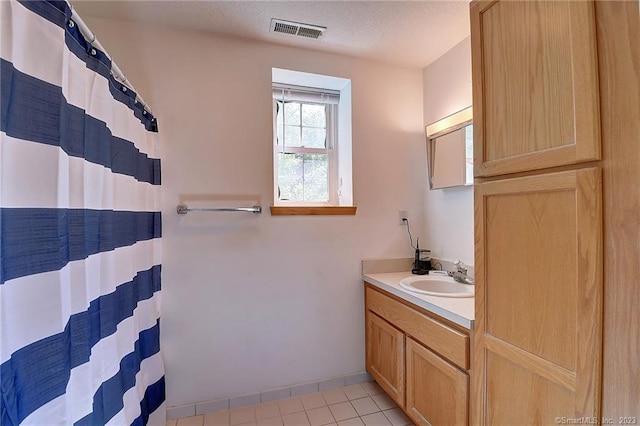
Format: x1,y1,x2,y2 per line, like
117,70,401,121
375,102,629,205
166,382,415,426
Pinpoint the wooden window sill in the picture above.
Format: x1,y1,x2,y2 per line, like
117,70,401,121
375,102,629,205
270,206,357,216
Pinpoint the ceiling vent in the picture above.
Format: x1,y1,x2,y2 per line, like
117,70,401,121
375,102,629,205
270,19,326,39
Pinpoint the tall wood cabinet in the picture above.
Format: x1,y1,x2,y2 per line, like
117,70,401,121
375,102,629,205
471,0,640,422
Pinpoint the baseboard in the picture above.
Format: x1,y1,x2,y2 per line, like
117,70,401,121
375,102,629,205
166,371,373,420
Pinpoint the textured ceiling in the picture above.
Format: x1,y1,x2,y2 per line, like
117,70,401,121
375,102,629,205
72,1,471,69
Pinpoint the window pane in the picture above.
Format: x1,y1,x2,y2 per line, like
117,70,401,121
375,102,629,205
285,102,300,126
303,154,328,202
302,127,326,149
301,104,325,127
277,153,303,201
275,102,283,145
285,125,301,147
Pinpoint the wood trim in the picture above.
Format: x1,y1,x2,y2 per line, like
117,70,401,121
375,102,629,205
270,206,356,216
483,335,577,392
570,0,601,163
597,0,640,417
477,145,578,178
473,160,601,184
470,0,485,180
471,168,487,426
574,168,603,417
366,286,470,370
468,4,491,419
474,168,577,196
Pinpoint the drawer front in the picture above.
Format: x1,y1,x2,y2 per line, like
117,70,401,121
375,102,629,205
366,285,469,370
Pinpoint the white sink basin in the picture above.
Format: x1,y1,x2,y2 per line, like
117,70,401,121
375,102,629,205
399,275,474,298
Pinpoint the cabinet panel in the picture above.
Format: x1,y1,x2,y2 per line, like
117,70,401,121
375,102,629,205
471,0,600,176
472,168,602,423
486,186,577,369
486,352,573,424
406,338,468,426
365,311,405,407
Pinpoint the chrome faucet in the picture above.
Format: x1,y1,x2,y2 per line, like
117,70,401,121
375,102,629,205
448,260,475,285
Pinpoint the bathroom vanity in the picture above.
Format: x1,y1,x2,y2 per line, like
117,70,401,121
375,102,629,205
363,270,474,426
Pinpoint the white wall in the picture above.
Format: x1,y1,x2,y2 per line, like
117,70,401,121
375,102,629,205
84,18,427,407
422,37,474,266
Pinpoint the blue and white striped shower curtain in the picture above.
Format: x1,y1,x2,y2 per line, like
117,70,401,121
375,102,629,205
1,0,165,424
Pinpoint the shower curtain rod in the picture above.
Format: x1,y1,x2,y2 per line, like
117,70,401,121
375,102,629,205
70,6,155,116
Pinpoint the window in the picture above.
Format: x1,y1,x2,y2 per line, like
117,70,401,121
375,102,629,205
271,68,354,215
273,85,339,204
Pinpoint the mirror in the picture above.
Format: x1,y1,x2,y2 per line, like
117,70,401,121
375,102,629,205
425,106,473,189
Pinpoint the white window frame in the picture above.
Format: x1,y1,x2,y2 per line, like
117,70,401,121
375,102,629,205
273,87,339,206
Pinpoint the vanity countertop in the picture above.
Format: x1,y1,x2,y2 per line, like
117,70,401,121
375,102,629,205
363,271,474,330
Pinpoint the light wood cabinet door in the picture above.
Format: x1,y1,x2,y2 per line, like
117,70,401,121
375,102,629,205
366,311,405,407
406,337,468,426
471,0,600,177
472,168,602,425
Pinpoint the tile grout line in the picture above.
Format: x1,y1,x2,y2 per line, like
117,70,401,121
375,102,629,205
173,382,414,426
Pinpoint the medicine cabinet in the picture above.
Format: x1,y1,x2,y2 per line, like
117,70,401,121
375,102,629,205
425,107,473,189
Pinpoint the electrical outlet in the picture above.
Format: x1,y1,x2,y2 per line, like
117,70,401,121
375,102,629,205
399,210,408,225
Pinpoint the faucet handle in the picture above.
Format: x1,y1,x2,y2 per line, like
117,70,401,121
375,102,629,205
454,260,467,274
